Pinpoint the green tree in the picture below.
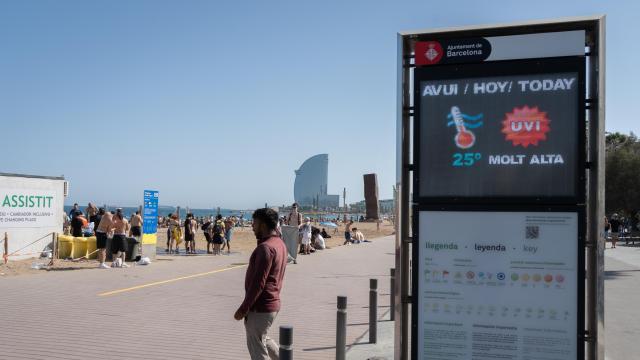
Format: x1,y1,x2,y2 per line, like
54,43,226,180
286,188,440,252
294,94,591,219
605,132,640,219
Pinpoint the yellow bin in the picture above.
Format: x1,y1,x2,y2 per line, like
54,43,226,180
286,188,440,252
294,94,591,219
57,235,74,259
72,237,88,259
86,236,97,260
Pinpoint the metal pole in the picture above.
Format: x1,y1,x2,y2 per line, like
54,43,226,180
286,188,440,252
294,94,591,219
49,232,56,267
336,296,347,360
369,279,378,343
390,268,396,321
279,326,293,360
399,34,412,360
3,232,8,264
586,17,606,360
138,205,143,255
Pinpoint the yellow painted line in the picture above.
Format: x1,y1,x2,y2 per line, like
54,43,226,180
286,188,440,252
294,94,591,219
98,264,247,297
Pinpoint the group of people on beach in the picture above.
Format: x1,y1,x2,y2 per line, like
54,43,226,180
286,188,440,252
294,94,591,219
164,213,237,255
281,203,368,256
65,202,142,269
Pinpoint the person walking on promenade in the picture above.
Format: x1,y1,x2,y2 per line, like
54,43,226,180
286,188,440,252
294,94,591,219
95,209,112,268
287,203,304,253
610,214,621,249
287,203,301,227
111,208,130,268
234,208,287,360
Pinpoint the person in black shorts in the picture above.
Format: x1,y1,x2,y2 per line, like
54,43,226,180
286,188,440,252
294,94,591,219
94,208,112,269
212,214,226,255
343,220,354,245
130,211,143,237
183,213,197,254
111,208,130,268
202,217,214,254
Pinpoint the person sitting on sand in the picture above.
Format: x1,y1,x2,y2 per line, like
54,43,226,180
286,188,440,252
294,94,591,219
351,227,365,244
312,228,326,250
320,228,331,239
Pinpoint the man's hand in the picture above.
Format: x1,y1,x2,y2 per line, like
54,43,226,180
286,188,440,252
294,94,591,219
234,308,246,321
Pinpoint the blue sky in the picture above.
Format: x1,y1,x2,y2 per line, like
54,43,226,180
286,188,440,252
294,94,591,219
0,0,636,209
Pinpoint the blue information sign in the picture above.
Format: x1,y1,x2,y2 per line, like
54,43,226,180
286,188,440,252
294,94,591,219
143,190,159,235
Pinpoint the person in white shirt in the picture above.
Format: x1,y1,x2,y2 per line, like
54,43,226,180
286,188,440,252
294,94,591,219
300,217,312,255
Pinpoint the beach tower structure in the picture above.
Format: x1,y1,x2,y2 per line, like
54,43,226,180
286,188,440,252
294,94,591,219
294,154,339,209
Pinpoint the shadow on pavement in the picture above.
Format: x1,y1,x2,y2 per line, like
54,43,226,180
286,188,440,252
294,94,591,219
302,342,369,352
605,269,640,280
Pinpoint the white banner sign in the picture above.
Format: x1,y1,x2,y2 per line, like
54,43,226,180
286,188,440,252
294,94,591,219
0,188,58,228
418,211,578,360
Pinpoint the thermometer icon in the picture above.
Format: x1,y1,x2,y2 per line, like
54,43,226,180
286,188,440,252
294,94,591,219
451,106,476,149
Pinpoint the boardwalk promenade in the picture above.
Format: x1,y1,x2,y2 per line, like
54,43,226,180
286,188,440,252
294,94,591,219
0,236,394,359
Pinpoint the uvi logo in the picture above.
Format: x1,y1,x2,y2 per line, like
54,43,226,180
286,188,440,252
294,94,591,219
501,105,550,148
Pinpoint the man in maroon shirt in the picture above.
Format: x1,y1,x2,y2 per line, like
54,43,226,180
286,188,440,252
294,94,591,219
234,208,287,359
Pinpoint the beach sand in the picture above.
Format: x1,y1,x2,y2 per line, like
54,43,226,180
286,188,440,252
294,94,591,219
155,219,395,254
0,220,395,277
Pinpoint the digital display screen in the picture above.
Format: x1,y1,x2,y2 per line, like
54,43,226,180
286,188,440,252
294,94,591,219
415,64,582,200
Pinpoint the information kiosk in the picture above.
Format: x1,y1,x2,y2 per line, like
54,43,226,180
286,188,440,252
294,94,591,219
395,17,605,360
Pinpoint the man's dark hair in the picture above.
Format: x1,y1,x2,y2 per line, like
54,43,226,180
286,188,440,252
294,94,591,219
98,208,105,215
135,211,139,215
216,214,222,220
73,203,78,206
253,208,279,230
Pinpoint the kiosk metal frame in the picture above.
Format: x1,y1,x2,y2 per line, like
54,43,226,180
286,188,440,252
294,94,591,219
395,16,605,360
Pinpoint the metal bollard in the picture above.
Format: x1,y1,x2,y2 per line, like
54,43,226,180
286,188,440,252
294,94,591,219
390,268,395,321
336,296,347,360
369,278,378,343
279,326,293,360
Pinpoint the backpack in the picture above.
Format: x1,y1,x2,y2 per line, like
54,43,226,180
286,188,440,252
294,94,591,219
213,221,224,235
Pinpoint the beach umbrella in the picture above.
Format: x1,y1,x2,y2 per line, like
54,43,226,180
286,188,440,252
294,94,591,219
320,221,338,228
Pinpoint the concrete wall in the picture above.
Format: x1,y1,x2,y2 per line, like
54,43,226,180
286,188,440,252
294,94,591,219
0,174,65,260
